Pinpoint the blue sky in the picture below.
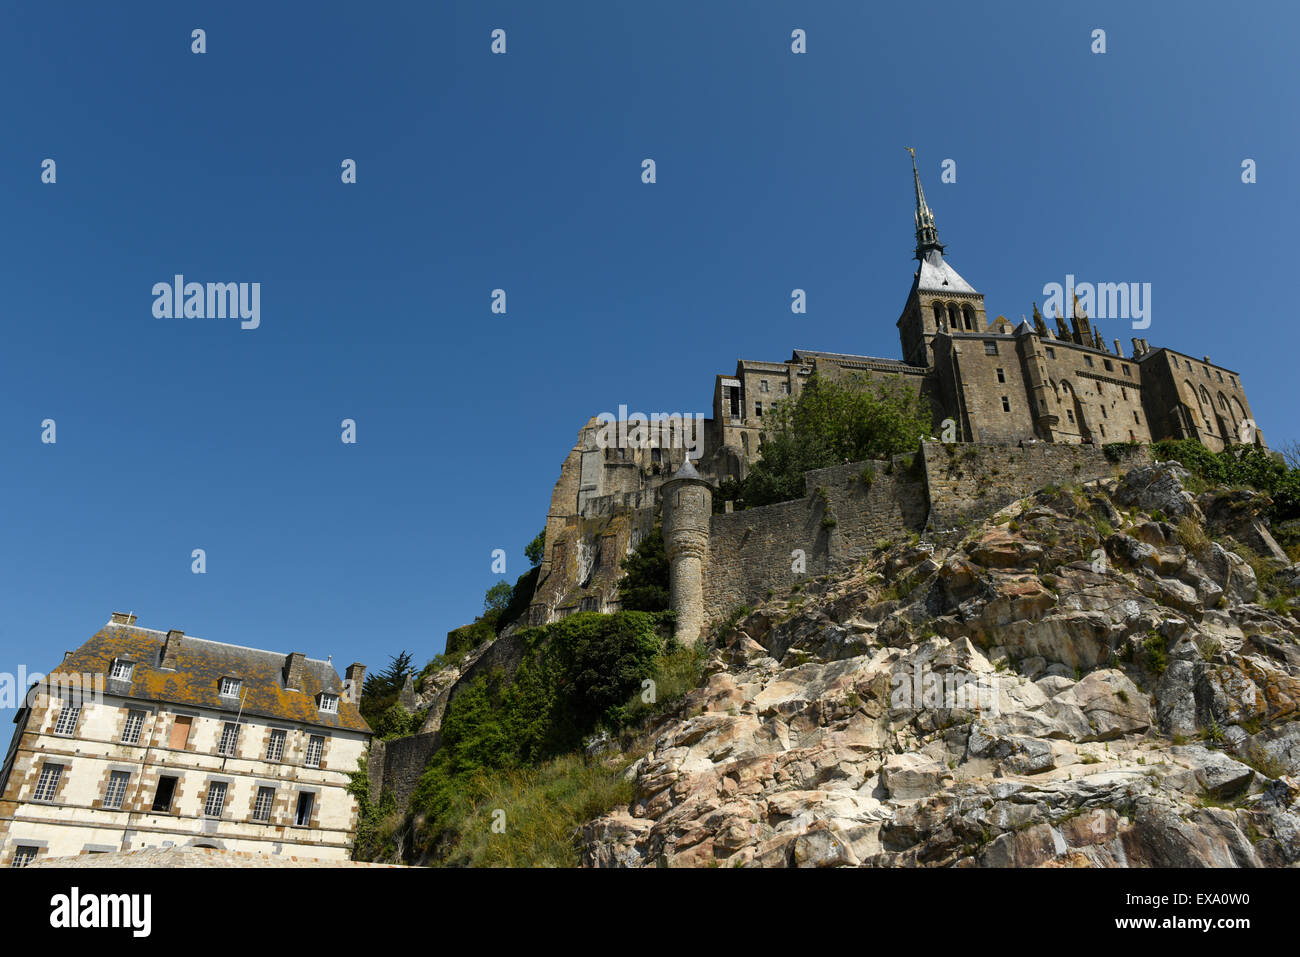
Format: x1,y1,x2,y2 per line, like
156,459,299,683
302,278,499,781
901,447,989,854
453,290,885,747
2,1,1295,725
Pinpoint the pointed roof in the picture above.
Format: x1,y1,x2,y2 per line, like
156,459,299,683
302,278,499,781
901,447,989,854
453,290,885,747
907,148,945,264
672,458,701,480
914,255,977,294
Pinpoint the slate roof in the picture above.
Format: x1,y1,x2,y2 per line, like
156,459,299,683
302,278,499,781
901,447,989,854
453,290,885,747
46,622,371,734
914,256,977,294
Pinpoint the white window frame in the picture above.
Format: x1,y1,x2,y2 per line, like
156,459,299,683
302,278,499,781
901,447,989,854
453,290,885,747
219,677,242,698
110,659,134,681
33,764,62,802
304,735,324,768
218,722,240,757
121,709,146,745
318,693,339,715
11,847,37,868
252,787,275,823
204,781,228,817
53,706,81,737
265,728,286,762
103,770,130,810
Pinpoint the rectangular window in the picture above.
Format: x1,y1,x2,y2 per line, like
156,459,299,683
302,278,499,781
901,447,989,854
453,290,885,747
218,722,239,757
1100,423,1106,437
110,659,134,681
103,770,130,810
1067,409,1075,424
53,706,81,737
1231,376,1238,388
1121,388,1128,400
219,677,241,698
266,729,287,762
1104,359,1113,372
1045,347,1055,359
318,694,339,714
1122,365,1131,376
779,382,789,395
754,402,763,417
295,792,315,827
121,709,146,745
1203,366,1209,377
253,787,275,823
33,764,62,802
11,847,37,868
304,735,324,768
204,781,227,817
1096,381,1104,394
984,341,998,355
1000,396,1011,413
168,715,193,750
1217,370,1223,382
152,776,178,812
996,368,1005,383
759,379,769,393
1084,355,1094,367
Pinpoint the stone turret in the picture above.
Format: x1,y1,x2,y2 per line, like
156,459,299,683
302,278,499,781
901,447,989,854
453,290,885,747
661,458,713,645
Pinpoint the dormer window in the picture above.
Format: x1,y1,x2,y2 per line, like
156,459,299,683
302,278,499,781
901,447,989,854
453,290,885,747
219,677,242,698
318,693,339,714
110,659,134,681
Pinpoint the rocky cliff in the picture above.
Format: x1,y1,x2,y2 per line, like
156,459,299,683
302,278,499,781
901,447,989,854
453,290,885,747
579,463,1300,867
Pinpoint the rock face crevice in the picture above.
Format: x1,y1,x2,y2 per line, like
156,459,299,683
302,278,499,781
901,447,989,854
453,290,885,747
579,464,1300,867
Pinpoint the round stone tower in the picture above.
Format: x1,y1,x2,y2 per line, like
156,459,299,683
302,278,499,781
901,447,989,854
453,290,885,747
661,458,713,645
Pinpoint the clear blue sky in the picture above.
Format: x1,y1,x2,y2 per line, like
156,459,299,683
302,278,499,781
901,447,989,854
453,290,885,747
2,1,1295,725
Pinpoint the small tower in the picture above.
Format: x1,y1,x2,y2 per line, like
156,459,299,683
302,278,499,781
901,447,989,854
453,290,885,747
661,458,713,645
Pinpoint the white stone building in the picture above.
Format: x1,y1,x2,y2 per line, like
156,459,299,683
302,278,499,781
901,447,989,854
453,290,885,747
0,613,372,865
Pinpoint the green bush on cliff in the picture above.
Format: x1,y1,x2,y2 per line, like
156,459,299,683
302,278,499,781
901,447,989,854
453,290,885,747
740,373,933,508
409,610,673,861
1154,440,1300,522
617,525,670,612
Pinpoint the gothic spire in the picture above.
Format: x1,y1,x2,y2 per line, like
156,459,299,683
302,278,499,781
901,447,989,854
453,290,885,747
907,147,945,263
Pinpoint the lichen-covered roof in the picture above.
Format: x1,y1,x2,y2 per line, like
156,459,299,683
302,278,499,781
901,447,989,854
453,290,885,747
46,623,371,734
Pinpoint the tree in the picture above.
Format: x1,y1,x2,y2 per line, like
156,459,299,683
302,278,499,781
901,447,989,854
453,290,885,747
360,650,414,724
740,374,932,508
617,526,670,612
525,529,546,567
484,580,514,616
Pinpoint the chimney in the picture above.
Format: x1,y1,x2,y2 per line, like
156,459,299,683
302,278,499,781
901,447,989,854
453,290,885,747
344,663,366,703
110,612,137,625
1113,339,1123,358
284,652,307,690
160,629,184,669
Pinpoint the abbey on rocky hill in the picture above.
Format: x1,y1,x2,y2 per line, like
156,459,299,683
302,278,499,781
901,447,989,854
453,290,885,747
526,153,1269,637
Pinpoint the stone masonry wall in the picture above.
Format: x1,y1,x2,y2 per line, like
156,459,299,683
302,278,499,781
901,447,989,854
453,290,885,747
702,453,928,622
922,440,1151,529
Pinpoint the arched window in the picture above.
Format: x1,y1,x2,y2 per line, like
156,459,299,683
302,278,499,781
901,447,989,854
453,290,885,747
1217,392,1228,411
962,304,975,331
932,301,946,330
1199,386,1212,408
948,303,960,332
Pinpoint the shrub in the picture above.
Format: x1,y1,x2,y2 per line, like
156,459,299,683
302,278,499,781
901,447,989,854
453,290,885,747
617,525,670,612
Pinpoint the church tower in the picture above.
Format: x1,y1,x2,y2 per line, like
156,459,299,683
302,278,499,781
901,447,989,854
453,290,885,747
896,150,988,367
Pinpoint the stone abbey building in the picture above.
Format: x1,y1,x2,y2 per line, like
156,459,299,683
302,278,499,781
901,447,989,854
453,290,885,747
527,155,1267,629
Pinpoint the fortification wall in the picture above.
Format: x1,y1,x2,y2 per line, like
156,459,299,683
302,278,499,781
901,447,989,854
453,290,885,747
921,440,1151,528
702,454,927,621
367,732,440,808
